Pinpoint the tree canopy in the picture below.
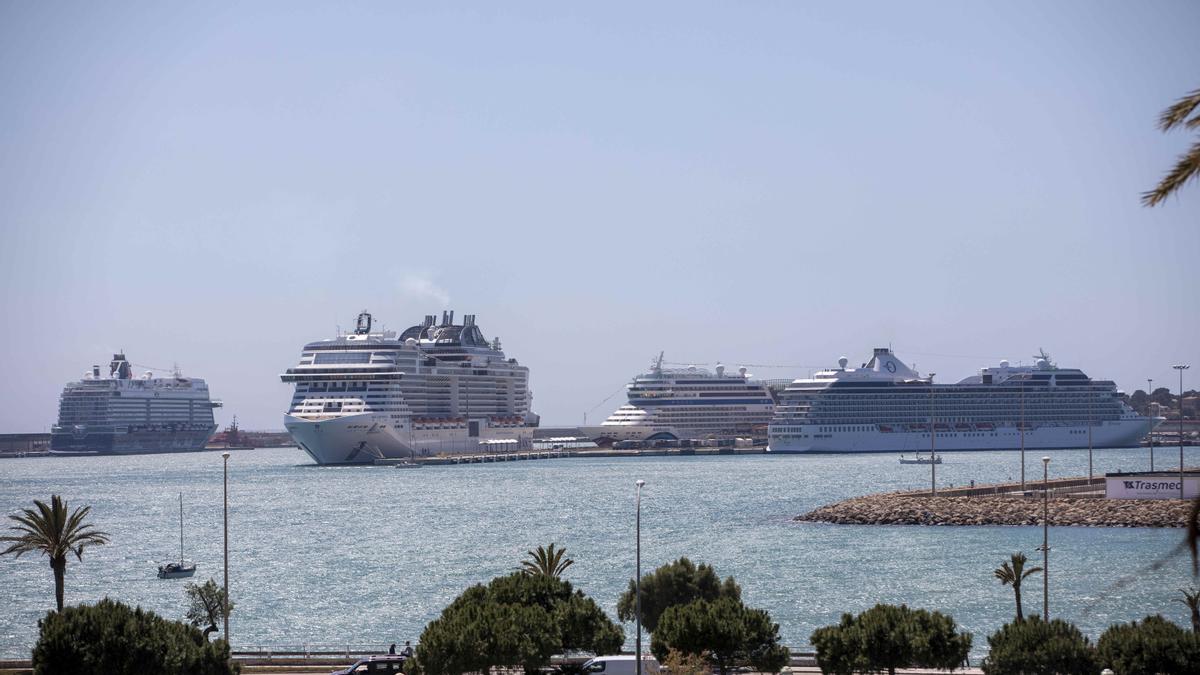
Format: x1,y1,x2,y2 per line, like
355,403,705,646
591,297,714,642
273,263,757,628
617,557,741,633
1096,615,1200,675
32,598,235,675
810,603,971,675
521,543,574,578
185,578,234,640
650,596,789,675
1143,86,1200,207
982,616,1096,675
0,494,110,611
412,572,622,675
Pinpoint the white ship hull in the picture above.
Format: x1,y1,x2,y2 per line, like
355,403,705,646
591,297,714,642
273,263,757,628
285,413,534,465
768,419,1155,453
579,424,681,442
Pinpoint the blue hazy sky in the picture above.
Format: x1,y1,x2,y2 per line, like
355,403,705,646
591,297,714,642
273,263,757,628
2,2,1197,432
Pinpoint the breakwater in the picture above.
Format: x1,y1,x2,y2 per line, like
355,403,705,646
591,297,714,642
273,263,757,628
795,474,1193,528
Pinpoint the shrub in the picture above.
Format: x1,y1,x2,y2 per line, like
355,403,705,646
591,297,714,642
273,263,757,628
31,597,236,675
982,616,1096,675
661,648,712,675
1096,614,1200,675
651,596,789,674
810,603,971,675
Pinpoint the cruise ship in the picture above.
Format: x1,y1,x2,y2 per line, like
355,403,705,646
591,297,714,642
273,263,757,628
768,348,1156,453
281,310,538,465
51,354,221,455
581,353,786,443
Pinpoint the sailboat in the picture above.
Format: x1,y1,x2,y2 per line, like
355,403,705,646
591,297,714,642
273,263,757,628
157,493,196,579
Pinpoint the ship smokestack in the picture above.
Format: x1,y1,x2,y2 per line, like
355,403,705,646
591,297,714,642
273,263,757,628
448,310,454,325
92,365,100,378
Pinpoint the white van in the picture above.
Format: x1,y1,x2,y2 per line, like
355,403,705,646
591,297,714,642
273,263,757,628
579,655,660,675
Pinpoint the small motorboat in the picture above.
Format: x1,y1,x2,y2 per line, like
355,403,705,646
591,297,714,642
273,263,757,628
899,453,942,465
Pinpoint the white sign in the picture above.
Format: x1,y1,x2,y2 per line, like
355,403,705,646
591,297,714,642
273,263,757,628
1106,476,1200,500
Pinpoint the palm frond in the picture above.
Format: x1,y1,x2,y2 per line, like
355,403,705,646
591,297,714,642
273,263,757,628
1158,89,1200,132
1143,139,1200,207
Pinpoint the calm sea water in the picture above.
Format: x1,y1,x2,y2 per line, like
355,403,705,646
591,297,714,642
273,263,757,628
2,446,1198,658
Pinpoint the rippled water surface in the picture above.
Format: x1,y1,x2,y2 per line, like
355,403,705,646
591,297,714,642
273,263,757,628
2,446,1198,657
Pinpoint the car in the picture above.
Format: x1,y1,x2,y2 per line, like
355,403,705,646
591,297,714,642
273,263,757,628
330,654,407,674
579,655,660,675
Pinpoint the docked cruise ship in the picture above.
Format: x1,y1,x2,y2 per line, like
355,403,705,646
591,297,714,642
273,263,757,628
581,353,786,443
51,354,221,455
768,348,1156,453
281,310,538,465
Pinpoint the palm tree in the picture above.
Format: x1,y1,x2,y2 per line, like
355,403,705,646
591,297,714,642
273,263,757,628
0,495,110,611
993,552,1042,622
1176,586,1200,634
520,543,574,578
1142,86,1200,207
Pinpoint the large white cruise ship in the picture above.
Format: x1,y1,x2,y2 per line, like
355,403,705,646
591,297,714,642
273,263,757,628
581,353,786,443
51,353,221,455
768,348,1156,453
281,310,538,465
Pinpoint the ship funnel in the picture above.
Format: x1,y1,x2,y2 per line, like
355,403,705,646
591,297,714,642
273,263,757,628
92,365,100,378
355,311,372,335
441,311,448,325
424,315,435,328
448,310,454,325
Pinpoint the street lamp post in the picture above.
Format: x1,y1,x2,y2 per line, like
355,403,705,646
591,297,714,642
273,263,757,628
1173,365,1189,499
1040,456,1050,620
635,479,645,675
1087,394,1093,484
929,374,936,496
1020,384,1026,491
1148,378,1155,471
222,451,231,647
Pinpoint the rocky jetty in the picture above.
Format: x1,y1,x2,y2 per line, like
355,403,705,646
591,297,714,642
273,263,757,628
795,494,1191,528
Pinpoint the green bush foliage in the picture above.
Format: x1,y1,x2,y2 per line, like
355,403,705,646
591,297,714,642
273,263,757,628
413,572,622,675
31,597,236,675
981,616,1096,675
617,557,741,633
650,596,789,675
1096,614,1200,675
810,603,971,675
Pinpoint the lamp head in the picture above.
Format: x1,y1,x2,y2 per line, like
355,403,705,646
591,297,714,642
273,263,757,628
1041,456,1050,464
221,451,231,460
636,479,645,488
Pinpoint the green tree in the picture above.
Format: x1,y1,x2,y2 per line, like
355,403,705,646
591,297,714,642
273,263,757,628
0,494,110,611
521,543,574,578
413,572,622,675
1096,614,1200,675
32,597,237,675
617,558,741,633
993,552,1041,622
650,596,789,675
810,603,971,675
1177,587,1200,634
185,578,234,640
1143,86,1200,207
981,616,1096,675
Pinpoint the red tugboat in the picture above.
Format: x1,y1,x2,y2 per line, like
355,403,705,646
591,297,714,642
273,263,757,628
206,416,254,450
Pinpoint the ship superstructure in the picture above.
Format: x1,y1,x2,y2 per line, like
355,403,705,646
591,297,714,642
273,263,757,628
582,353,786,443
768,348,1156,453
281,310,538,465
51,354,221,455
